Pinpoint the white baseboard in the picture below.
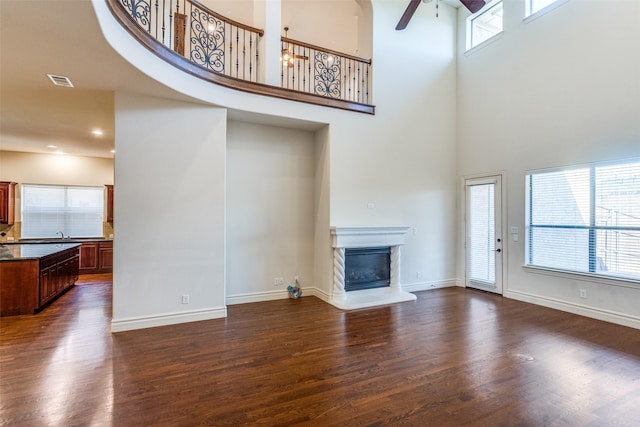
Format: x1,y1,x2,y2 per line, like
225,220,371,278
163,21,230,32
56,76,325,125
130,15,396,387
226,287,317,305
504,289,640,330
308,287,331,303
403,278,458,293
111,306,227,333
226,289,287,305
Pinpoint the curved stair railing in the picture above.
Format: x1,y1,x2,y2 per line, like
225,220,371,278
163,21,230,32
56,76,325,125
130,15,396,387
281,37,371,105
106,0,375,114
119,0,263,82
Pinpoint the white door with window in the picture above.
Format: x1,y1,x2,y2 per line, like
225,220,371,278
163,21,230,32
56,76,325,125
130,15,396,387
465,176,503,294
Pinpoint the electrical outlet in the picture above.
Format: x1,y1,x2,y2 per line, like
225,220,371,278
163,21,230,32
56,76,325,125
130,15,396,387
181,294,190,304
274,277,284,287
273,277,279,286
416,271,421,279
579,289,587,299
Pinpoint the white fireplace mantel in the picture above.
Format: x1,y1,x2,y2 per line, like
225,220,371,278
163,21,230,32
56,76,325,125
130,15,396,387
331,226,411,248
328,226,417,310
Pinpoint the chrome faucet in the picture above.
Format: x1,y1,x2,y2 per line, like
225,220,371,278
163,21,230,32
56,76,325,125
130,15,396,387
56,231,65,240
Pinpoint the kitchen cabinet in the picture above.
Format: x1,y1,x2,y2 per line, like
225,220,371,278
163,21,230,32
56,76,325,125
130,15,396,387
105,185,114,223
0,181,16,224
79,241,113,274
39,247,79,307
98,241,113,272
0,244,80,316
79,242,99,274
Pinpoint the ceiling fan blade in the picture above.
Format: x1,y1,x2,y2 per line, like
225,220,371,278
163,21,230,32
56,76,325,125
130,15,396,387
460,0,486,14
395,0,421,31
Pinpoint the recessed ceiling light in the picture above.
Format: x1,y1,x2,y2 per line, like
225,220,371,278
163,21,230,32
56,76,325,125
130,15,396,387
92,129,104,136
110,150,116,154
47,145,58,149
47,74,74,88
55,150,64,155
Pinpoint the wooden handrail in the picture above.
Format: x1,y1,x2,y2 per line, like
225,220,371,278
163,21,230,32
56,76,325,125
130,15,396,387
282,37,371,65
189,0,264,36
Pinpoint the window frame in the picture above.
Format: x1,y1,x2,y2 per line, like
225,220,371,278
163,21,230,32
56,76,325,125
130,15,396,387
525,159,640,285
466,0,504,52
524,0,569,22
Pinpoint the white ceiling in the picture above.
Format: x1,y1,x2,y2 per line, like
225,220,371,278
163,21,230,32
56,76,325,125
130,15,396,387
0,0,183,159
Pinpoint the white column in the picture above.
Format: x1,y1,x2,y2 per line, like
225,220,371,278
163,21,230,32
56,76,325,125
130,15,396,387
254,0,281,86
390,245,400,289
333,247,346,295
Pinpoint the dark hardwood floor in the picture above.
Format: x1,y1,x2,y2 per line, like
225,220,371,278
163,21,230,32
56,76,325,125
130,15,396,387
1,276,639,426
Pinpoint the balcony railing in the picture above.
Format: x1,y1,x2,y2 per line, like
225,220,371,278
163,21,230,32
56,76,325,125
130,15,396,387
118,0,263,82
107,0,375,114
281,37,371,105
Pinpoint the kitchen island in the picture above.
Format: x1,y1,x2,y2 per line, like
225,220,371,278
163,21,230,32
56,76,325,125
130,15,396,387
0,243,80,316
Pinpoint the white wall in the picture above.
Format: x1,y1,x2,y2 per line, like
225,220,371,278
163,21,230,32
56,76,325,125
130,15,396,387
313,125,332,300
112,92,227,331
456,0,640,327
326,0,459,291
0,150,114,220
226,120,316,302
202,0,369,57
0,150,113,185
95,0,460,330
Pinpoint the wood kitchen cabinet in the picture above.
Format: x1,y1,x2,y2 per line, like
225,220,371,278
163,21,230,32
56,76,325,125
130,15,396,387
79,242,99,274
79,241,113,274
0,181,16,224
39,248,79,307
99,241,113,272
0,244,79,316
105,185,114,223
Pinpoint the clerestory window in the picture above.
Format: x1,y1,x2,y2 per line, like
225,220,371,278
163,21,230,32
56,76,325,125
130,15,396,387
466,0,504,51
525,0,563,18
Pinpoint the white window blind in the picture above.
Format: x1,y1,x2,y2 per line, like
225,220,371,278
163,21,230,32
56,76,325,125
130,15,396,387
22,184,104,238
526,160,640,281
468,183,496,284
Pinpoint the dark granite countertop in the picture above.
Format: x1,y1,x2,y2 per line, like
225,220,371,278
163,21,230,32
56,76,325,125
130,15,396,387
0,243,81,262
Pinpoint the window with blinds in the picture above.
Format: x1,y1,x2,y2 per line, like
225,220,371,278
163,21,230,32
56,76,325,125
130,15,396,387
525,160,640,281
22,184,104,238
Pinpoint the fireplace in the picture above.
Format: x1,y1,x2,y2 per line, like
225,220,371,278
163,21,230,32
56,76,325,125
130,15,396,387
345,247,391,291
329,226,417,310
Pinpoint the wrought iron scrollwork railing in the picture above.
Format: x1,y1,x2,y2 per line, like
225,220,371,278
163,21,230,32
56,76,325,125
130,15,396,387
108,0,375,113
281,37,372,105
118,0,263,82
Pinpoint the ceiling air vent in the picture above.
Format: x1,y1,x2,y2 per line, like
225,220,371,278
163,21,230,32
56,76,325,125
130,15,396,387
47,74,74,88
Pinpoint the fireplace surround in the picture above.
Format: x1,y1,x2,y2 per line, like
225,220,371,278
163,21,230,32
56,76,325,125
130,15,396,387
344,247,391,292
329,226,417,310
